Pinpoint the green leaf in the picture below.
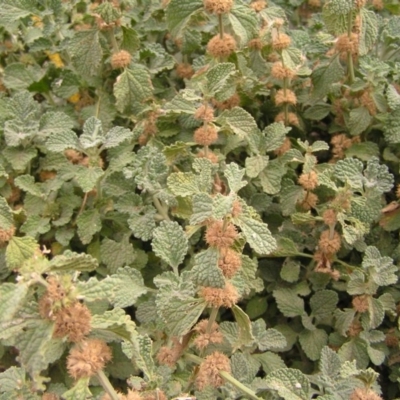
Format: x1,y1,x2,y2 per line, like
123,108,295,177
20,215,51,238
253,352,286,375
366,297,384,330
231,352,259,384
232,304,255,350
3,146,37,171
14,175,42,197
362,246,398,286
319,346,342,380
166,0,202,37
363,156,393,194
322,0,353,35
114,65,153,113
0,0,36,29
264,122,291,152
310,290,339,321
128,209,157,241
253,319,287,351
191,248,225,288
100,236,136,273
76,208,102,245
16,319,66,380
359,8,378,56
167,172,200,196
303,103,331,120
0,283,29,324
334,157,364,190
46,129,80,152
190,193,213,225
74,166,104,193
226,2,257,46
299,329,328,361
245,155,269,178
152,221,188,271
6,236,39,270
103,126,133,149
273,288,304,318
0,197,13,230
345,142,379,161
206,63,237,99
62,378,91,400
236,216,277,255
91,308,138,342
384,108,400,144
338,338,369,369
348,107,372,136
281,259,300,283
263,368,311,400
224,163,247,193
121,26,140,53
3,63,45,90
311,55,345,102
259,161,286,195
68,30,103,77
49,250,98,272
217,107,260,139
131,335,155,381
0,367,27,392
272,237,299,257
108,267,147,308
79,117,104,149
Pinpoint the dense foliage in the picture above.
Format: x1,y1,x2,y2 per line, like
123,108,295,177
1,0,400,399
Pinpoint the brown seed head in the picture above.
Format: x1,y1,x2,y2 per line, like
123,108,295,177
194,104,215,123
196,351,231,390
64,149,83,164
194,124,218,146
385,332,399,348
318,230,341,256
176,63,194,79
39,170,57,182
308,0,321,7
196,150,219,164
125,391,143,400
372,0,384,10
298,171,318,190
248,38,264,50
350,388,383,400
347,320,363,337
0,225,15,246
200,282,239,308
207,34,237,58
298,192,318,210
193,319,224,350
272,33,291,51
67,338,112,379
231,200,242,217
203,0,233,14
274,137,292,155
275,89,297,106
218,247,242,278
141,390,167,400
352,295,369,313
354,0,367,9
42,393,59,400
250,0,267,11
360,90,377,115
157,346,180,368
205,220,238,248
335,33,359,56
271,62,296,80
274,112,299,127
53,302,92,342
111,50,131,69
322,209,337,226
212,93,240,110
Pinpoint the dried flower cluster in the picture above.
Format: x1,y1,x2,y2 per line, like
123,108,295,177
199,282,239,308
111,50,131,69
203,0,233,14
67,338,112,379
193,319,224,350
195,351,231,389
207,34,237,58
205,220,238,248
194,124,218,146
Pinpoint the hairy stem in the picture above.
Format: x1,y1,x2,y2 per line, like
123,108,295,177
218,14,224,39
206,307,219,334
96,370,120,400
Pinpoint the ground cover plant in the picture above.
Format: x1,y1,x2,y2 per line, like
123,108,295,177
1,0,400,399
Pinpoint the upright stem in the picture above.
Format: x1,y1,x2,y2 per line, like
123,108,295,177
218,15,224,39
153,195,171,221
96,370,120,400
347,12,355,83
206,307,219,334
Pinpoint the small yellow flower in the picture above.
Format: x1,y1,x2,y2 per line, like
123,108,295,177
46,52,65,68
31,15,44,28
68,92,81,104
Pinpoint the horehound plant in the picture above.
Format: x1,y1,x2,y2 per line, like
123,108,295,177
1,0,400,399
